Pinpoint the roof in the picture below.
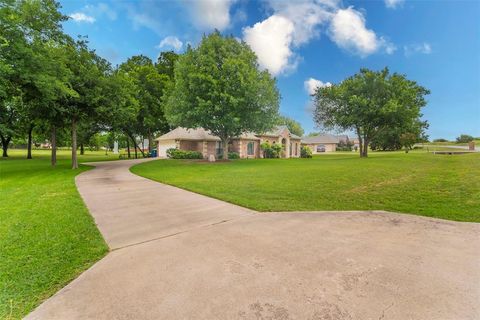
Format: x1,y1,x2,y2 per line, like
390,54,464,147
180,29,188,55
238,132,261,140
260,125,288,137
301,134,340,144
259,125,301,140
155,127,221,141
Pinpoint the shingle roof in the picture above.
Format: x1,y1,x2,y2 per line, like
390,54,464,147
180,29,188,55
155,127,221,141
238,132,261,140
301,134,340,144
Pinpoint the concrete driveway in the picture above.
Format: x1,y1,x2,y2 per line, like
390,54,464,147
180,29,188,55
26,159,480,320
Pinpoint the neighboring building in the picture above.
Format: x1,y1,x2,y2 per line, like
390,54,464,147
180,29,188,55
301,134,339,153
156,125,302,159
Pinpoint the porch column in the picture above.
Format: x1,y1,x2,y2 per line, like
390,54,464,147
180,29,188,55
239,140,243,158
202,141,208,159
285,138,290,158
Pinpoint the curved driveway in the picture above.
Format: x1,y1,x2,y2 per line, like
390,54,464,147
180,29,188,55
27,159,480,320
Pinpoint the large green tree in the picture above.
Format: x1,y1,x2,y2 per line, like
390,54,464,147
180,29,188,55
313,68,429,157
0,0,71,159
118,54,174,156
165,32,280,159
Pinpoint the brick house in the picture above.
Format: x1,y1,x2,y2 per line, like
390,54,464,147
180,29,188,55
156,125,302,159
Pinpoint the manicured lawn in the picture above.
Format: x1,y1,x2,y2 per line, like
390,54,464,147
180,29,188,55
132,151,480,222
0,149,117,319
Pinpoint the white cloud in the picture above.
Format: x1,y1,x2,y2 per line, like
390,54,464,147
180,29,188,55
266,0,336,46
243,0,336,75
69,3,116,24
329,7,394,57
243,1,393,75
69,12,95,23
304,78,332,95
385,0,405,9
243,15,296,76
188,0,237,30
404,42,432,56
157,36,183,52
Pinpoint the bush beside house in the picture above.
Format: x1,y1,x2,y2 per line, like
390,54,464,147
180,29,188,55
166,148,203,159
260,142,283,158
300,146,312,158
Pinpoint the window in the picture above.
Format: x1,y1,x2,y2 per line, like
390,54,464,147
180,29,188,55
216,141,223,157
247,142,254,155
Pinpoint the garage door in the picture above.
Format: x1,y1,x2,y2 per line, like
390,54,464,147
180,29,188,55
158,140,176,158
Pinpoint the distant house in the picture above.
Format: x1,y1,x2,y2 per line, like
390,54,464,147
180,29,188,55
301,134,339,153
156,125,302,159
301,134,358,153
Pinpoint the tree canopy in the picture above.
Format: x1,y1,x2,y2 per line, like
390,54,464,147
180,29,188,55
165,31,280,159
313,67,430,157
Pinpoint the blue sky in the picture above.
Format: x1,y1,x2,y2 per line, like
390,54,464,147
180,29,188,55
60,0,480,139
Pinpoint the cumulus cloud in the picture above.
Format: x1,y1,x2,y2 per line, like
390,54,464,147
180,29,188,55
69,12,95,23
243,0,337,76
404,43,432,56
329,7,394,57
304,78,332,95
188,0,237,30
243,15,296,76
157,36,183,52
385,0,405,9
243,1,393,75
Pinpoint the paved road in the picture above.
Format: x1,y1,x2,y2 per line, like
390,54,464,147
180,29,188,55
26,159,480,320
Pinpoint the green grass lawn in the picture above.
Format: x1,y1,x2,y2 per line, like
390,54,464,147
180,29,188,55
0,149,118,319
131,151,480,222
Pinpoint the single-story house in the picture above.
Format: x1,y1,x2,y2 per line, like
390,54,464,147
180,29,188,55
156,125,302,159
301,134,339,153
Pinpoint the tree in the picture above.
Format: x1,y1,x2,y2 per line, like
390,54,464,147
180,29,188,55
313,67,429,157
165,32,280,159
456,134,474,143
370,119,428,151
276,115,304,137
61,38,110,168
0,0,72,161
118,54,173,156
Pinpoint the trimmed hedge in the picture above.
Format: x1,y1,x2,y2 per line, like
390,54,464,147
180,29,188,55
166,148,203,159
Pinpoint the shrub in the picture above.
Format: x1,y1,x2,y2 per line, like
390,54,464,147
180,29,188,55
433,138,449,143
166,148,203,159
456,134,474,143
260,142,282,158
300,146,312,158
228,152,240,159
337,140,353,151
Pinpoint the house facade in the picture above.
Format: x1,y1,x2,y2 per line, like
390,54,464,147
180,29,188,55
301,134,339,153
156,126,302,159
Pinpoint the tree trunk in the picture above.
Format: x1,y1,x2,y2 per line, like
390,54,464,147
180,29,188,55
0,133,11,158
148,131,153,155
132,136,138,159
27,124,34,159
72,119,78,169
51,126,57,166
362,138,369,158
80,143,84,155
356,129,363,158
127,137,131,158
222,138,229,160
